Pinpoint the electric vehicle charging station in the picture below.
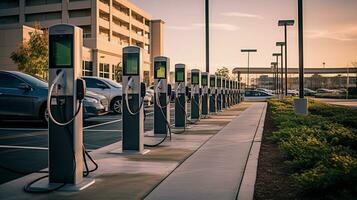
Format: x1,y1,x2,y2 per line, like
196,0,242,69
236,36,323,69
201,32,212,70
174,64,187,128
235,81,239,104
122,46,146,153
26,24,94,192
222,78,227,109
153,56,171,135
233,81,237,104
201,72,209,116
190,69,201,122
229,80,233,107
217,76,222,111
209,75,217,113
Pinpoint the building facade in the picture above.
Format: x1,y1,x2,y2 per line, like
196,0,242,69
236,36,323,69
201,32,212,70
0,0,164,84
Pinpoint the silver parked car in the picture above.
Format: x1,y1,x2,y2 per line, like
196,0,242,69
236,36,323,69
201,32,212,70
83,76,123,114
0,71,109,122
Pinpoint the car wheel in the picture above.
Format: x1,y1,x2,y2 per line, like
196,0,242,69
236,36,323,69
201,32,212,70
40,105,49,124
111,97,122,114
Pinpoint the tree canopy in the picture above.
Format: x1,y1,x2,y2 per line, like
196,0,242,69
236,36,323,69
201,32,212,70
215,67,230,79
11,25,48,80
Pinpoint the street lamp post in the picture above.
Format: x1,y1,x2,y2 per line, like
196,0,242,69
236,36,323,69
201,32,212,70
241,49,257,89
271,62,278,92
278,20,295,96
276,42,285,95
273,53,282,95
205,0,209,73
294,0,308,114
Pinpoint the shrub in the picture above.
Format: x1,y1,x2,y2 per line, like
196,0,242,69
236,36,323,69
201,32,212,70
268,98,357,198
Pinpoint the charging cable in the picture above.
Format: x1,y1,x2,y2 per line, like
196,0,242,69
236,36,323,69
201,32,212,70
144,80,172,147
124,78,144,115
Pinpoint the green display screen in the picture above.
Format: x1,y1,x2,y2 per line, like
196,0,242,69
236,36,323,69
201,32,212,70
154,61,166,79
176,71,184,82
202,76,208,86
50,35,73,68
123,53,139,75
210,78,215,87
192,74,199,85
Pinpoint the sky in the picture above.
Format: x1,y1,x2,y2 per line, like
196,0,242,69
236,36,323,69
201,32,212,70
131,0,357,73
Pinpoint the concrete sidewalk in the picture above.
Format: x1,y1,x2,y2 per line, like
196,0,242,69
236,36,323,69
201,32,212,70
0,103,256,200
145,102,266,200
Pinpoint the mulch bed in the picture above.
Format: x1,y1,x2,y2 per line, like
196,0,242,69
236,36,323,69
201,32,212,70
254,105,301,200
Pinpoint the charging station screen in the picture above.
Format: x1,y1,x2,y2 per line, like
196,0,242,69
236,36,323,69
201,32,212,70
154,61,166,79
202,76,208,86
176,70,184,82
50,35,72,68
124,53,139,75
210,78,215,87
192,74,199,85
217,79,221,87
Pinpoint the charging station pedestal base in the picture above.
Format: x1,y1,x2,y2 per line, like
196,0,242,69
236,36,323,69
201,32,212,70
28,177,95,192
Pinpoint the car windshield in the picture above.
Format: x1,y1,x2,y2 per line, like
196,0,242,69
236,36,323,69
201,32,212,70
103,79,122,88
13,72,48,88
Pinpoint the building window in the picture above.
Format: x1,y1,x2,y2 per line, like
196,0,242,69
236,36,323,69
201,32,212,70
99,0,109,6
0,0,19,9
0,15,19,24
99,27,110,41
25,12,61,22
26,0,61,6
79,25,91,38
99,10,110,22
69,9,91,18
82,61,93,76
99,63,110,78
112,1,129,16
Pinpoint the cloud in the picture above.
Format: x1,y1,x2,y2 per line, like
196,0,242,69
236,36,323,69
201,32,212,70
167,26,193,30
306,26,357,41
221,12,264,19
193,23,239,31
167,23,239,31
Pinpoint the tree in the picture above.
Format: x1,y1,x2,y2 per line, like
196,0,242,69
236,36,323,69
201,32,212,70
113,62,122,82
215,67,230,79
11,24,48,80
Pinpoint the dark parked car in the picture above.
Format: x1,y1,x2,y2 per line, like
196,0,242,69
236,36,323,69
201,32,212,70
0,71,108,122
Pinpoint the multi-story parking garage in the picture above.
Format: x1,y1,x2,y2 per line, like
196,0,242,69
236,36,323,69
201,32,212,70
0,0,164,84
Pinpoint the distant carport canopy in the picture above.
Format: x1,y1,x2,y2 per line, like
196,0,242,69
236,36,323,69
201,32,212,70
232,67,357,75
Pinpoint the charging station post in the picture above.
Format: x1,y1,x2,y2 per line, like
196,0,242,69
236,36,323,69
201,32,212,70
222,78,227,109
174,64,187,128
122,46,146,153
190,69,201,122
201,72,209,116
26,24,95,191
209,75,217,113
217,76,222,111
154,56,171,135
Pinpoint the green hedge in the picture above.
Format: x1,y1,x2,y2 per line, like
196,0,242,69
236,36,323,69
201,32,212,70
269,99,357,198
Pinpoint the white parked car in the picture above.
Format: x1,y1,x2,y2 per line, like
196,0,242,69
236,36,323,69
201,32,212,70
83,76,123,114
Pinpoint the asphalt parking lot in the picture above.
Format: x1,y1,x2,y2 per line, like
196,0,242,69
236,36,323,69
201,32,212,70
0,104,179,185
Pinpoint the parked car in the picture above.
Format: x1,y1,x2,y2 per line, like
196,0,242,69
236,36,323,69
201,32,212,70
83,76,123,114
84,91,109,118
0,71,108,122
244,90,274,101
304,88,316,96
256,88,274,95
287,89,299,96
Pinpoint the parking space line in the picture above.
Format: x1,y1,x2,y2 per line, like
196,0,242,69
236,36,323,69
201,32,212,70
0,145,95,152
0,145,48,151
84,129,122,132
0,128,47,131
